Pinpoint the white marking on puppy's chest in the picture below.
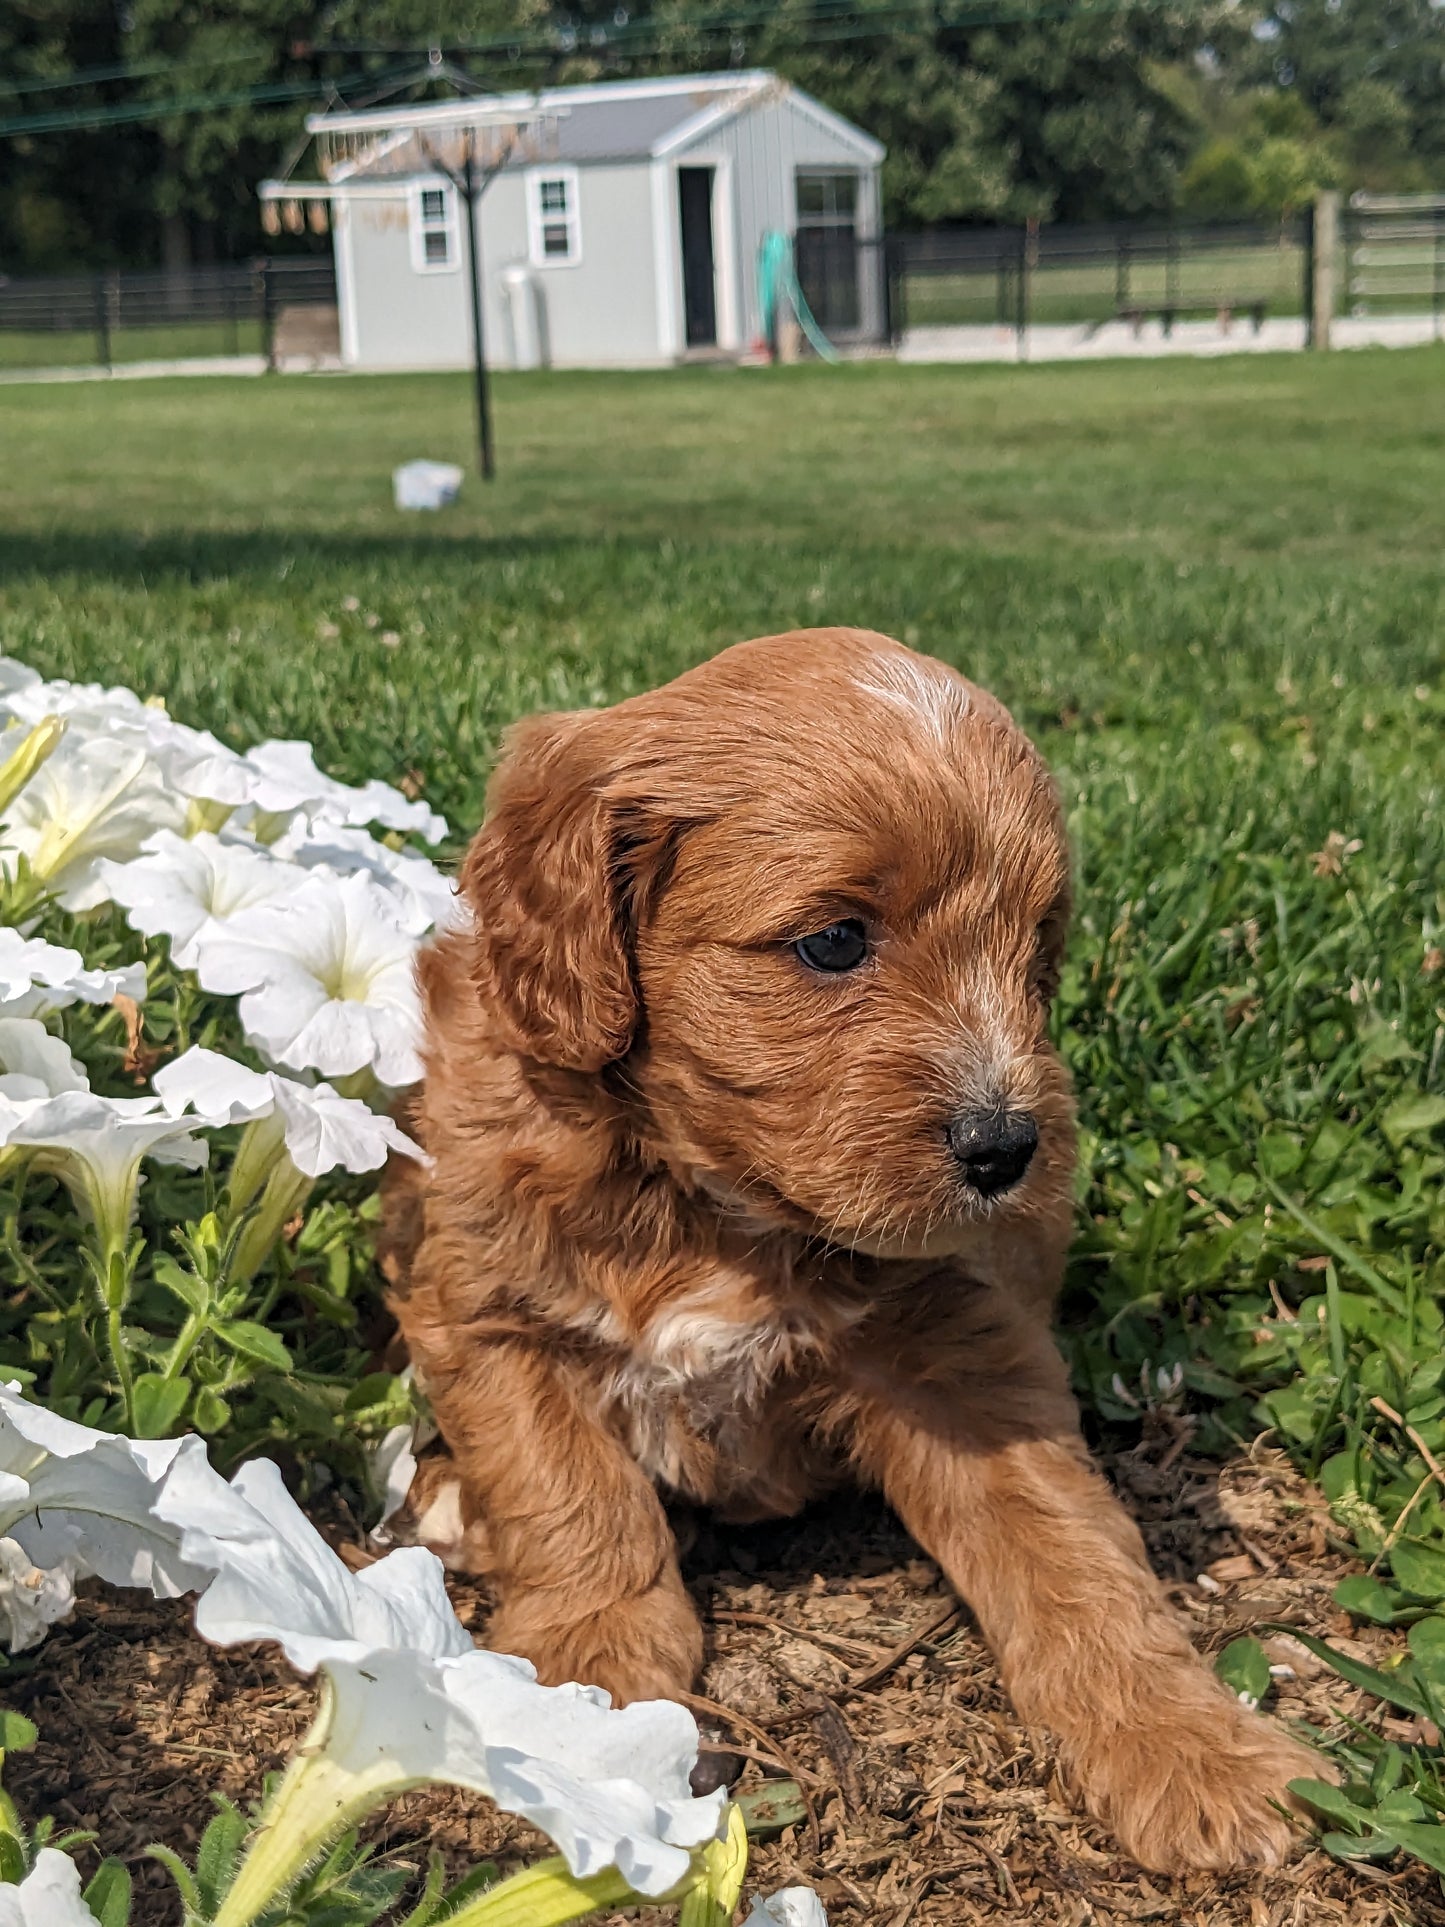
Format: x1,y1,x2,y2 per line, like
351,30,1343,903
643,1307,779,1384
605,1299,836,1490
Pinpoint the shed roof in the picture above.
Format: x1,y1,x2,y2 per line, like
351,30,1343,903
304,71,883,173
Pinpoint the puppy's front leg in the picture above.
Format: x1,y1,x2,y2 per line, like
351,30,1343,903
852,1332,1319,1873
420,1333,702,1706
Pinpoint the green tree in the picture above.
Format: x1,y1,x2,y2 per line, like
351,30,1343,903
1250,0,1445,191
568,0,1248,224
1179,138,1261,219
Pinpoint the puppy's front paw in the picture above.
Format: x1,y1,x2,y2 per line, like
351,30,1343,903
1071,1679,1324,1873
488,1581,703,1706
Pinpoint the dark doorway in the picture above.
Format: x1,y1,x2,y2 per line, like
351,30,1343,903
678,167,717,347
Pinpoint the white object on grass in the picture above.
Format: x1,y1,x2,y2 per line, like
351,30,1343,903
393,459,464,512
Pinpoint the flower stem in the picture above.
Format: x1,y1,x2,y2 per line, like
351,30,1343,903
678,1803,749,1927
88,1236,137,1432
439,1859,638,1927
106,1313,136,1431
444,1806,745,1927
226,1115,287,1217
160,1312,207,1383
211,1684,409,1927
229,1155,312,1287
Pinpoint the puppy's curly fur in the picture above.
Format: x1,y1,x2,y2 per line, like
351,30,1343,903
383,628,1319,1873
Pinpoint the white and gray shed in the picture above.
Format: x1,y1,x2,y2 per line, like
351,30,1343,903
261,72,885,370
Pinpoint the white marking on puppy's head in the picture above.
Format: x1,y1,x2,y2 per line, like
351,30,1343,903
853,650,972,742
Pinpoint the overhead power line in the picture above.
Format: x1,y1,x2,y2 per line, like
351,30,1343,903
0,49,266,101
0,66,410,140
0,0,1227,143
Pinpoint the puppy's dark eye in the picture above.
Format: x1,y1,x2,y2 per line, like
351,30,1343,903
795,919,868,973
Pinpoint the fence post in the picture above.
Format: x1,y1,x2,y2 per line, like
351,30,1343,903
1165,228,1179,333
883,236,905,346
258,260,277,372
1435,209,1443,344
1115,231,1130,313
92,274,112,371
1309,190,1338,350
1018,218,1037,360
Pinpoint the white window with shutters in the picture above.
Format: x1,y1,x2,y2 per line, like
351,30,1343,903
410,180,459,274
526,168,582,266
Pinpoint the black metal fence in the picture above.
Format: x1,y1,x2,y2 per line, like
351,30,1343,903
884,217,1313,347
0,259,337,373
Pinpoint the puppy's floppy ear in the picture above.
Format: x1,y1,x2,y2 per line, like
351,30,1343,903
460,709,635,1071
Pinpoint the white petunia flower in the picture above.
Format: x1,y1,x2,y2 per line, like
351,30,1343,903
191,873,425,1088
0,1384,723,1917
0,672,149,732
370,1425,420,1532
0,658,41,703
99,831,310,971
180,737,447,845
0,1847,104,1927
4,1091,211,1251
367,1366,436,1537
153,1046,424,1179
153,1454,724,1911
273,819,461,935
0,928,145,1020
106,707,246,804
161,1452,473,1669
747,1889,829,1927
0,1537,77,1652
0,731,185,910
0,1017,89,1116
0,715,66,820
0,1383,214,1604
339,774,448,845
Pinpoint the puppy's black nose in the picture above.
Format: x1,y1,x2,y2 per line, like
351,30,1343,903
947,1108,1038,1197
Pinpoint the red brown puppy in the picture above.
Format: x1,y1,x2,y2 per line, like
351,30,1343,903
385,627,1317,1873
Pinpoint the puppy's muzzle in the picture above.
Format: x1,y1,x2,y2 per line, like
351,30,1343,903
947,1107,1039,1198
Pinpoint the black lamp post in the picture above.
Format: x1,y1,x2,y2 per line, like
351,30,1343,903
458,136,494,480
422,117,530,482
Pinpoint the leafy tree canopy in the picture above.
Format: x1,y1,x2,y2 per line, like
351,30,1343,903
0,0,1440,270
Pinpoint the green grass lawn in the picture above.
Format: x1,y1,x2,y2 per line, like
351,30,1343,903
1,354,1443,1646
3,348,1445,1856
0,318,265,369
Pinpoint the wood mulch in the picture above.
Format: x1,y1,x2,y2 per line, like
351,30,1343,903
8,1424,1444,1926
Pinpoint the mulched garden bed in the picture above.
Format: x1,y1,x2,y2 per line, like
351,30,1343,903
9,1425,1443,1927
